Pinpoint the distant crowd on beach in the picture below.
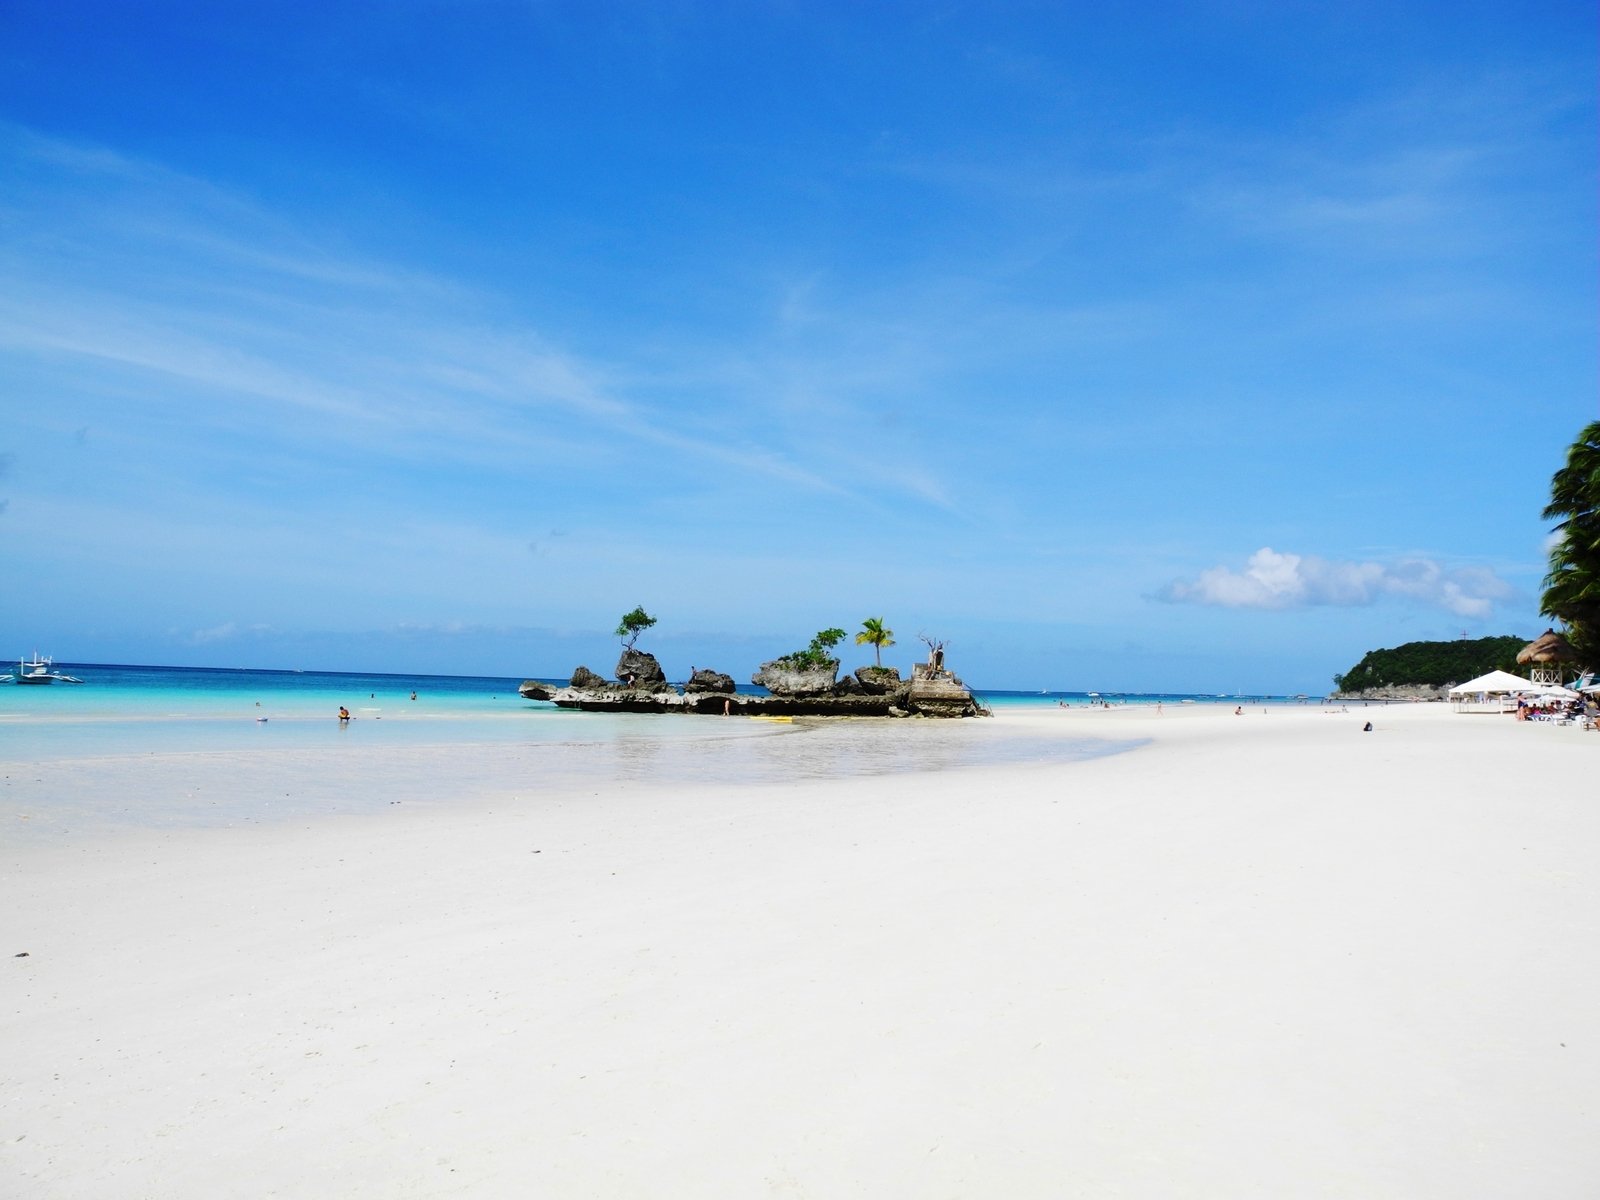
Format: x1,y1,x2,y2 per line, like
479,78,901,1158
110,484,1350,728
1516,693,1597,728
1047,688,1597,730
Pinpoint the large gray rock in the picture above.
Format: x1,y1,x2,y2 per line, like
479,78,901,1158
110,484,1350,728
752,658,839,696
570,665,608,689
686,668,736,694
616,648,666,686
854,666,903,694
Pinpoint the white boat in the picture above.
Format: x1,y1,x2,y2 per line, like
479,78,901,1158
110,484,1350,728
13,654,83,684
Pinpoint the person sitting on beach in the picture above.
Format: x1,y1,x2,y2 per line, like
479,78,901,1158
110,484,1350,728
338,706,350,722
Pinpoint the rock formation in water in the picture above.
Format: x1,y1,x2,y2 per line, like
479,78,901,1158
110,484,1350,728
615,648,668,688
686,668,737,693
751,658,841,696
520,648,983,718
853,666,902,694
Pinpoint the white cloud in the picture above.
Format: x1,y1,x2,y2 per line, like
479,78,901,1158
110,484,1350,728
187,621,277,644
1158,547,1513,619
188,622,239,644
0,128,866,502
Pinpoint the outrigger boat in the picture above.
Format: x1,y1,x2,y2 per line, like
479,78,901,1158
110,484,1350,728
8,654,83,684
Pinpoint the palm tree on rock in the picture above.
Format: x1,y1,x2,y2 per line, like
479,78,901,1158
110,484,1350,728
856,617,895,669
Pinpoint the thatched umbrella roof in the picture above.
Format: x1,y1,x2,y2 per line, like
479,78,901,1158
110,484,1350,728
1517,629,1576,665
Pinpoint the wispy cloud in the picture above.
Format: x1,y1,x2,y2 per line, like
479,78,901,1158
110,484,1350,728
1157,547,1515,619
186,621,283,646
1185,72,1590,265
0,127,890,503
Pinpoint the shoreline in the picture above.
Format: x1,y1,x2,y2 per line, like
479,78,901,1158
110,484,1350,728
4,705,1596,1196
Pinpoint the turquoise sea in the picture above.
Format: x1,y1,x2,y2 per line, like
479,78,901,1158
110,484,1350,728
0,662,1202,843
0,662,1315,750
0,664,1321,843
981,688,1316,710
1,662,558,758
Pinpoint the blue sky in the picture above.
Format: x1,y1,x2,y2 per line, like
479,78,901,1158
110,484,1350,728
2,2,1595,693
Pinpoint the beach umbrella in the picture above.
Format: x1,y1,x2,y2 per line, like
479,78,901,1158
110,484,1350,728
1516,629,1577,665
1519,684,1580,700
1517,630,1578,686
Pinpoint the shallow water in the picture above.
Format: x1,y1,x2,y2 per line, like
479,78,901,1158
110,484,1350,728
0,664,1141,846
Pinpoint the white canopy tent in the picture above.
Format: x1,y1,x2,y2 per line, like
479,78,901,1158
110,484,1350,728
1448,670,1535,695
1448,670,1535,712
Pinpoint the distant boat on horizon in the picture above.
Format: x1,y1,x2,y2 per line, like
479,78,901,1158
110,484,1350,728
8,653,83,685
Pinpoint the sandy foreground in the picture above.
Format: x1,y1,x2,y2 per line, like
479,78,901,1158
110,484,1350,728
2,704,1597,1198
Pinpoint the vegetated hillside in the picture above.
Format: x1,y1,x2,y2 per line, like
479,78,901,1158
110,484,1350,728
1332,636,1526,693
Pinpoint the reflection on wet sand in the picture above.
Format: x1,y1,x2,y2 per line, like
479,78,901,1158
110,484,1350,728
1,718,1136,846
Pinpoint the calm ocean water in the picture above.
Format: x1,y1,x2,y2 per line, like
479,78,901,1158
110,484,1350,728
1,662,1182,843
2,663,848,764
0,661,1301,760
981,688,1313,710
0,664,1306,715
0,665,1313,847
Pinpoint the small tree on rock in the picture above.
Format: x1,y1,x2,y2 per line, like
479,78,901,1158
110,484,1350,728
615,606,658,651
780,627,847,669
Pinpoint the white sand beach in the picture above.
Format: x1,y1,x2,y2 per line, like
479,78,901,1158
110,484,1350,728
4,704,1597,1197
